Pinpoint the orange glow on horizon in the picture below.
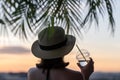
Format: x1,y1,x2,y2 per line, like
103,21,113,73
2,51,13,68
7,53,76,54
0,53,38,72
0,51,120,73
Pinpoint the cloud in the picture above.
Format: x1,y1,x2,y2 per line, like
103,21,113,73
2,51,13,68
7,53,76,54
0,46,30,54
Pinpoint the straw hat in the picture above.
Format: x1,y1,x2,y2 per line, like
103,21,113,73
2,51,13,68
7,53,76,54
31,27,76,59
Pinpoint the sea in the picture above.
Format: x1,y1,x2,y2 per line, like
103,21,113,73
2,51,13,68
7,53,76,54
0,72,27,80
0,72,120,80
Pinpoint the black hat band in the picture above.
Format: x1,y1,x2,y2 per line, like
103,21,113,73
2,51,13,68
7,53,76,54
39,38,67,50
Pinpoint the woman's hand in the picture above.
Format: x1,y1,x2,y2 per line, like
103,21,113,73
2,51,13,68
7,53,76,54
77,57,94,80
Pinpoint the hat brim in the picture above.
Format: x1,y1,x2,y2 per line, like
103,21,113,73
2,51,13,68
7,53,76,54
31,35,76,59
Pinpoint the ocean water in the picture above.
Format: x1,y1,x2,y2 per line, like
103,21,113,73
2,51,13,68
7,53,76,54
0,72,120,80
0,72,27,80
90,72,120,80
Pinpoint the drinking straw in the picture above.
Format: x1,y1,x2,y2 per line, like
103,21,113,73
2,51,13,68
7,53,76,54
76,44,88,63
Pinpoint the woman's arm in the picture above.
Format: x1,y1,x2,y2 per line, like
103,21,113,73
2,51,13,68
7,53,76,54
77,58,94,80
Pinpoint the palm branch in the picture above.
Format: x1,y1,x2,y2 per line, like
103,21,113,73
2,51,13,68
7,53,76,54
0,0,115,39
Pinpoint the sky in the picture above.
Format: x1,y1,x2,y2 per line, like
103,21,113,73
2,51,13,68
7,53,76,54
0,0,120,73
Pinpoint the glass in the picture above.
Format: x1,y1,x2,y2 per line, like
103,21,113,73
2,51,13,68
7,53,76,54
76,45,90,67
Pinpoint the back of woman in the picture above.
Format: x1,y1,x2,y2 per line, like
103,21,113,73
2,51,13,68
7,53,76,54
28,27,94,80
28,68,83,80
50,68,83,80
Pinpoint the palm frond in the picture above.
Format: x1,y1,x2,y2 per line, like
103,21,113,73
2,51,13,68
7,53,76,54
83,0,115,32
104,0,115,33
1,0,115,39
0,19,5,24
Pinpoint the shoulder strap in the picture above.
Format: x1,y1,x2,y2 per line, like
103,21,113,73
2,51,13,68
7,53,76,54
46,69,50,80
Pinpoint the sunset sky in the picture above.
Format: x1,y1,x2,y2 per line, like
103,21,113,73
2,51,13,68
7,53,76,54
0,0,120,73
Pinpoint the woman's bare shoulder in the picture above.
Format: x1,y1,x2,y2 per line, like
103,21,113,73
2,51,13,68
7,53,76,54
65,68,81,74
64,68,83,80
28,67,40,77
27,67,41,80
28,67,38,73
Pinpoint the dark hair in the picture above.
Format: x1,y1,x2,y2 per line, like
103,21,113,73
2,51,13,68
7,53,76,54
36,57,69,80
36,57,69,69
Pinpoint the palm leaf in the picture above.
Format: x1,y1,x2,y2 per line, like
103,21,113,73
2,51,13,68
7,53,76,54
0,19,5,24
1,0,115,39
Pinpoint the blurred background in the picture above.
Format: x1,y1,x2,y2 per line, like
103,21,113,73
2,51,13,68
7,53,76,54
0,0,120,80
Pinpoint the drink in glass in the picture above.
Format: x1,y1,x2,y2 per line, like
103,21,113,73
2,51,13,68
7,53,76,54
76,48,90,67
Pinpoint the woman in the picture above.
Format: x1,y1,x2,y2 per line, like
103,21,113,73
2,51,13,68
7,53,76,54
28,27,94,80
